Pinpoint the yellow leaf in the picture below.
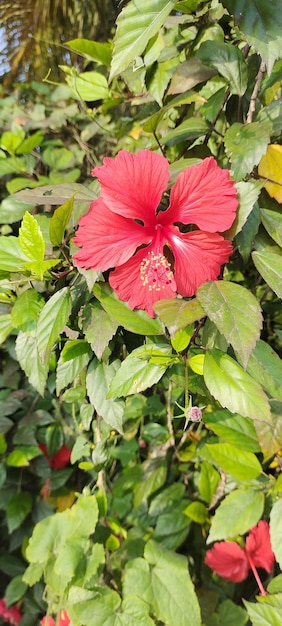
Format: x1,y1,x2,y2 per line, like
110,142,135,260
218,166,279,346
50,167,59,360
54,491,76,512
129,126,142,140
258,144,282,203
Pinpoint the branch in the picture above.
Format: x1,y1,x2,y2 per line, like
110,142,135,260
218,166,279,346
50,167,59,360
246,60,266,124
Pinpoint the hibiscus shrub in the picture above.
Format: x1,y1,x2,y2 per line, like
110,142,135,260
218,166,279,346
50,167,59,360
0,1,282,625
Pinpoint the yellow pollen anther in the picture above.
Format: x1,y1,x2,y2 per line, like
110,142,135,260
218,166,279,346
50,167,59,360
140,251,174,291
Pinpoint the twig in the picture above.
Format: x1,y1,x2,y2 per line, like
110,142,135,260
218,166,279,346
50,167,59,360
95,414,107,491
246,60,266,124
167,379,175,447
153,130,166,156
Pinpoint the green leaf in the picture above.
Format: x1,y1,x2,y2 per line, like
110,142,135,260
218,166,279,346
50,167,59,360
42,146,74,170
23,258,60,280
207,488,265,543
197,281,262,368
149,483,185,516
144,540,201,626
270,499,282,569
6,493,32,533
254,400,282,460
0,236,28,273
86,359,124,433
60,339,91,362
66,39,112,67
123,558,153,610
167,58,216,95
154,297,205,335
134,457,167,508
110,0,176,79
49,196,74,246
45,422,63,456
174,0,199,12
0,155,26,176
144,91,205,133
154,508,190,546
0,314,13,345
55,537,87,584
22,562,44,587
205,442,262,480
81,301,118,360
258,99,282,138
6,177,42,195
224,180,262,239
189,353,204,375
0,126,25,156
201,86,227,124
5,576,27,605
236,203,260,264
214,600,248,626
146,57,179,106
204,410,261,452
64,69,109,101
70,589,154,626
162,117,208,146
18,211,45,262
11,289,44,331
198,461,220,505
198,41,247,95
224,122,271,180
0,197,35,224
6,446,42,467
246,340,282,401
260,208,282,247
267,575,282,595
108,344,171,398
16,131,44,155
171,325,193,352
94,283,164,335
222,0,282,72
183,501,207,524
56,341,92,395
244,600,282,626
15,331,49,395
203,349,271,423
26,494,99,564
36,287,71,360
71,434,91,464
252,250,282,299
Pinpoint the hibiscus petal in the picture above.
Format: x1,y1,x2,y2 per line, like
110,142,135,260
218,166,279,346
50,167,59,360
109,244,177,317
245,521,275,573
92,150,169,225
73,199,152,270
168,228,233,296
205,541,250,583
40,618,55,626
162,157,238,232
58,611,71,626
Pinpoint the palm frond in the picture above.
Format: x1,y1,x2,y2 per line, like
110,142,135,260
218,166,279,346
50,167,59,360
0,0,118,86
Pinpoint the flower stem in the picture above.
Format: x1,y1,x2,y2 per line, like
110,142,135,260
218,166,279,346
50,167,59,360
247,556,267,596
183,354,189,411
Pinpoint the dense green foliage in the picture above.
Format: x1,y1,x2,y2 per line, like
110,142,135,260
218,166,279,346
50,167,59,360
0,1,282,625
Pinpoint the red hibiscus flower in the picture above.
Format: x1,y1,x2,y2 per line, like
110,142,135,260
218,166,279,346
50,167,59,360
73,150,238,316
0,598,22,626
205,521,275,594
40,610,70,626
38,443,71,470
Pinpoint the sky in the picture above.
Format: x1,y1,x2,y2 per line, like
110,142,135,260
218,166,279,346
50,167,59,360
0,28,9,77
